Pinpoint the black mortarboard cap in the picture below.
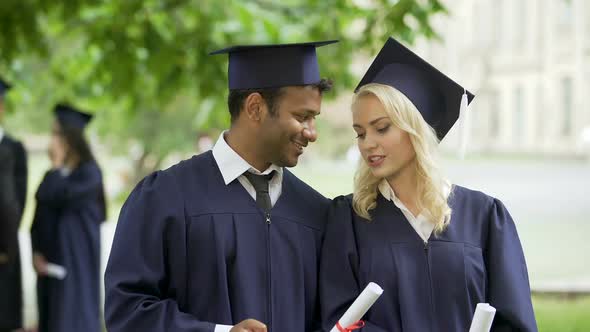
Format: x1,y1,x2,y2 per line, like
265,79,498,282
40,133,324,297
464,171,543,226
355,37,475,140
54,103,93,130
210,40,338,90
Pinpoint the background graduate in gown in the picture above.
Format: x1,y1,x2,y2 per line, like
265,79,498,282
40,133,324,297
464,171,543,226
105,40,336,332
30,103,106,332
320,37,538,331
0,77,27,332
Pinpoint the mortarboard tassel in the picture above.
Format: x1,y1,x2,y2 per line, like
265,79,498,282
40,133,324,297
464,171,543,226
458,89,469,159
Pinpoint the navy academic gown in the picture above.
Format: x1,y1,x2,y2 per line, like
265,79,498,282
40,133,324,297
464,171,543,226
105,151,330,332
320,186,537,332
30,161,105,332
0,134,27,331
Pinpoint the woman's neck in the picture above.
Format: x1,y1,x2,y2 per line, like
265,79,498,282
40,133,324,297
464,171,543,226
387,161,420,217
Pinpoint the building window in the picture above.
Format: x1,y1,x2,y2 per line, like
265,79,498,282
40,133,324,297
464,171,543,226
474,2,488,46
489,90,500,138
514,86,525,142
492,0,504,49
536,83,544,141
513,0,526,49
556,0,573,35
561,77,573,136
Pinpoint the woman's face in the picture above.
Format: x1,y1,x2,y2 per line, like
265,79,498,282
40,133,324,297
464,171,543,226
352,94,416,180
51,121,67,146
49,121,68,165
51,120,61,137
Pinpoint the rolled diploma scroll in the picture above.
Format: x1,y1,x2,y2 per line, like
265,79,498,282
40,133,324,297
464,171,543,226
330,282,384,332
469,303,496,332
46,262,67,280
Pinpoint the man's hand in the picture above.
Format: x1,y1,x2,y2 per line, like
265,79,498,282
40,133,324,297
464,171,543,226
33,253,48,276
229,319,267,332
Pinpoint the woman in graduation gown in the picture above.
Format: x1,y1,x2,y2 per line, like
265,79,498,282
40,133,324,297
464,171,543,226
320,38,538,332
30,103,106,332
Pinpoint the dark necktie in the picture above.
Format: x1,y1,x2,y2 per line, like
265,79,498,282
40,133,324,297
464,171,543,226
243,171,275,212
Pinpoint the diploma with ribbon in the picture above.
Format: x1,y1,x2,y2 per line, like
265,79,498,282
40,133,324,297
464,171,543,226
469,303,496,332
330,282,383,332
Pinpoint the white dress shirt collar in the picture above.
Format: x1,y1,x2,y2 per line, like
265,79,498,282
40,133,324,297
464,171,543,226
378,179,451,242
212,131,283,185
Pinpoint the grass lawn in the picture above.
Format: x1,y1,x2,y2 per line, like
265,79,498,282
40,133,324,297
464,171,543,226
534,296,590,332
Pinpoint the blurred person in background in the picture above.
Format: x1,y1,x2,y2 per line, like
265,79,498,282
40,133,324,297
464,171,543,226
0,77,27,332
30,104,106,332
320,38,537,331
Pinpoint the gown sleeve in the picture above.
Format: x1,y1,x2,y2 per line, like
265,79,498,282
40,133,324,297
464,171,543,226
486,198,538,332
30,171,60,258
104,170,216,332
320,196,388,332
35,164,102,207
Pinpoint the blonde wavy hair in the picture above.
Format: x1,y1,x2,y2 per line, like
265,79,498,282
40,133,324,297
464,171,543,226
351,83,452,234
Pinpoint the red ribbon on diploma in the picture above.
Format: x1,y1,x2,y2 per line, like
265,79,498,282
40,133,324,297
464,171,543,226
336,320,365,331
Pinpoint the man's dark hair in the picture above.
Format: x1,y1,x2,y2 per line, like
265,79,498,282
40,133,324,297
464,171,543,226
227,78,333,122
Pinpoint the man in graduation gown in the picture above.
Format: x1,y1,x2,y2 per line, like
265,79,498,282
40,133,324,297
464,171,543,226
0,77,27,332
105,40,337,332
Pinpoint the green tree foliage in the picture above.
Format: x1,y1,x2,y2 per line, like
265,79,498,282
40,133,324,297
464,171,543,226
0,0,446,184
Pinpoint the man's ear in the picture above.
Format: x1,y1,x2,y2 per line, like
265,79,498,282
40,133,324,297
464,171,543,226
244,92,265,122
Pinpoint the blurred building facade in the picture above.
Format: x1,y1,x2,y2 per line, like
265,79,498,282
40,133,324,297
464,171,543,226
413,0,590,156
